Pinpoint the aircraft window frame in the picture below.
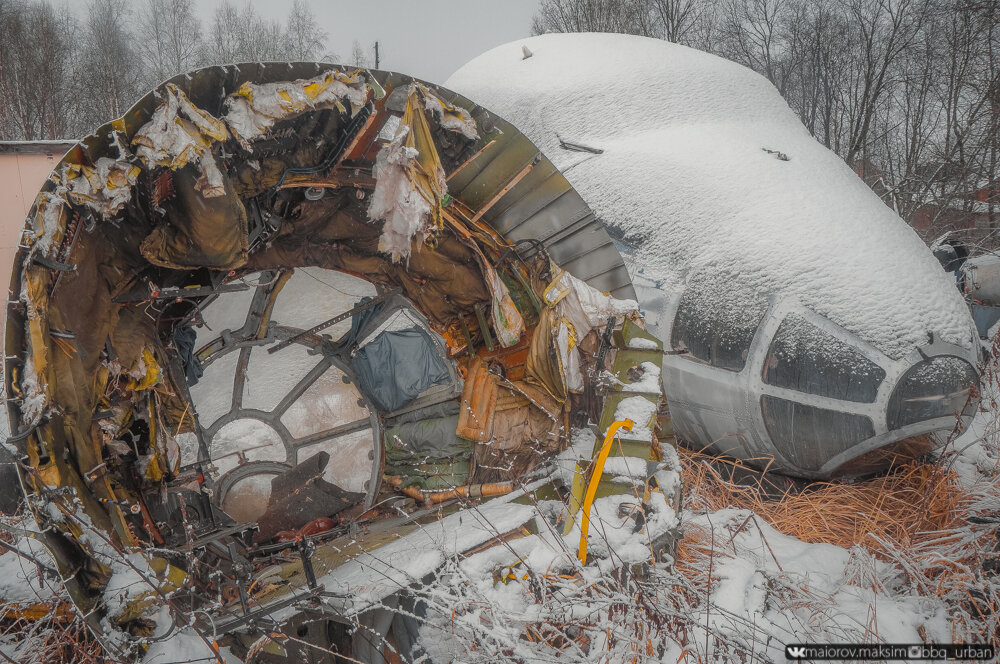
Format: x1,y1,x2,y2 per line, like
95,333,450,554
761,395,876,471
762,315,886,403
887,355,979,430
186,271,463,515
671,283,767,372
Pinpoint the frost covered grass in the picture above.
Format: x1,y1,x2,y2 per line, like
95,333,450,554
3,424,1000,664
664,340,1000,661
4,433,1000,663
399,443,1000,663
0,608,105,664
0,513,106,664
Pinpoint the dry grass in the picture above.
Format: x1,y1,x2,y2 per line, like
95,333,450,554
0,607,107,664
0,513,109,664
677,448,969,556
674,430,1000,651
0,597,107,664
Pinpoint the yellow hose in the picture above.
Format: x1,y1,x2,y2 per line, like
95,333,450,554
577,418,634,565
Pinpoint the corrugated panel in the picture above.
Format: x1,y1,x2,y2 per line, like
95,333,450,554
432,85,635,300
488,171,571,235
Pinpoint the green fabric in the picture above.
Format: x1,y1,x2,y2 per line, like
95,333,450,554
384,461,471,491
385,415,470,489
385,415,469,461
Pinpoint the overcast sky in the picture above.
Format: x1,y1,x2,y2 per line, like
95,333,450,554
193,0,542,84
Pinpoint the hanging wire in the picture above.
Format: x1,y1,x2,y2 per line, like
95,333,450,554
299,268,374,299
236,272,283,289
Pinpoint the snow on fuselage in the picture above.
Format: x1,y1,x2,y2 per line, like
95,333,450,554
447,33,980,479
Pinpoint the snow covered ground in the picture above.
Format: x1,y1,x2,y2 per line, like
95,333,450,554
2,391,997,663
399,404,1000,662
1,281,996,660
406,331,1000,660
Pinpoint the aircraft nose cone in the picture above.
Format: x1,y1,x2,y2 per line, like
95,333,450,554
887,355,979,432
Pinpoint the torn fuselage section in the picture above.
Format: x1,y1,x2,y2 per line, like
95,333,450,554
4,63,678,661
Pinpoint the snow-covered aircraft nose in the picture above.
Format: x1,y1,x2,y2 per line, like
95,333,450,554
447,32,981,479
638,268,979,478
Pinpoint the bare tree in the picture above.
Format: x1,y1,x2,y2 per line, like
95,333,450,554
0,0,341,140
0,0,81,139
205,0,287,64
533,0,718,43
283,0,331,61
77,0,144,129
350,39,370,68
650,0,703,41
531,0,659,35
135,0,204,86
716,0,791,92
919,0,1000,233
841,0,930,164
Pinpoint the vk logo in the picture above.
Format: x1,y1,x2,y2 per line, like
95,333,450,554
786,645,807,659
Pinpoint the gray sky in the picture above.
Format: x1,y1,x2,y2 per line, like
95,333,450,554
194,0,542,84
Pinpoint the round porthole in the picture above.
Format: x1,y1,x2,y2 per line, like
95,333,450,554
216,461,291,524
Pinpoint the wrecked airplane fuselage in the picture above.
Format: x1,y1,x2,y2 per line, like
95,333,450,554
3,63,679,661
447,34,982,480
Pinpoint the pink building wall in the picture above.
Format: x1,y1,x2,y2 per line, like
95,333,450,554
0,142,75,300
0,143,73,435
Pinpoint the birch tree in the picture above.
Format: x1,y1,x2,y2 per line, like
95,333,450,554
283,0,330,61
77,0,145,130
135,0,204,86
0,0,81,140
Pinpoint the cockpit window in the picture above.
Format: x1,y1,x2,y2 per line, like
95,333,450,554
761,396,875,471
763,315,886,403
888,356,978,430
671,276,767,372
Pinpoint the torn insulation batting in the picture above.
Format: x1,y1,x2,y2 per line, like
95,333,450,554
59,157,140,218
368,88,448,262
543,265,639,330
131,84,230,198
422,88,480,141
223,70,368,149
538,261,642,395
28,192,69,258
368,126,429,262
18,356,44,426
484,265,524,347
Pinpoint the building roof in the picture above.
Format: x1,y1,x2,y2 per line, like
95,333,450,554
0,140,76,155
